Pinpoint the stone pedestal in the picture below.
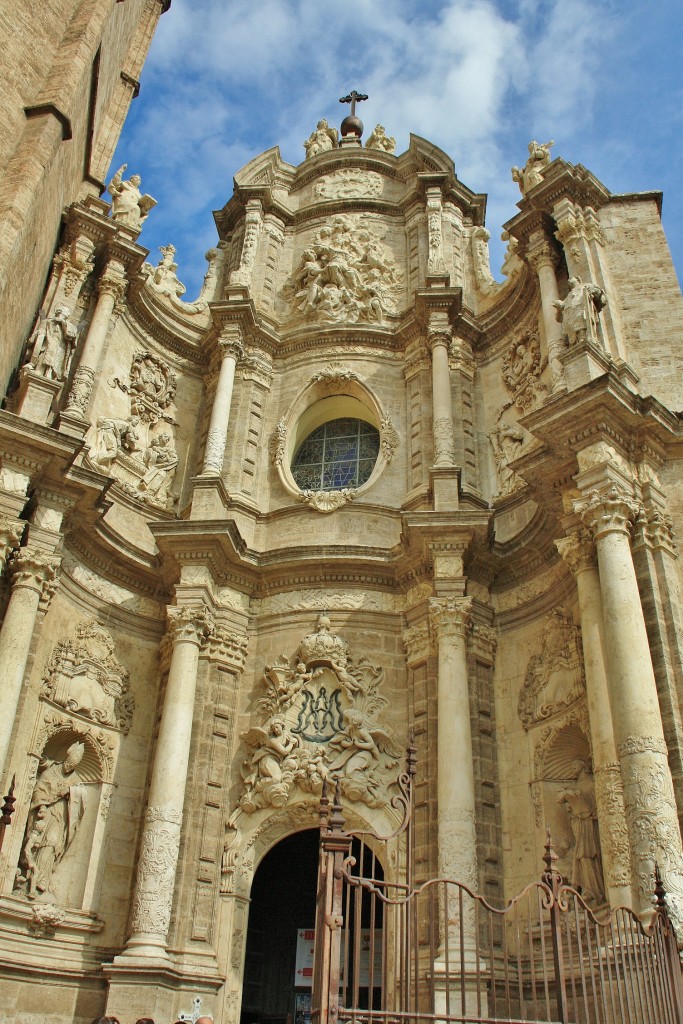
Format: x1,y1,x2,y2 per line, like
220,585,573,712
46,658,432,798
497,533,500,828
561,340,611,391
13,369,61,425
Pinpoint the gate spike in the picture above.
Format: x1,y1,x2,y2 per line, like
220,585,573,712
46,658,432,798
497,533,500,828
328,777,346,834
542,829,562,894
654,861,667,910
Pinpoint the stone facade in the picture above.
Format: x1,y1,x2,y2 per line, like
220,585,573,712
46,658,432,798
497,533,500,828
0,112,682,1024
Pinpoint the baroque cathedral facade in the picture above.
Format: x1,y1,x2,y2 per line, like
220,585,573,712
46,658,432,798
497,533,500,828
2,5,683,1024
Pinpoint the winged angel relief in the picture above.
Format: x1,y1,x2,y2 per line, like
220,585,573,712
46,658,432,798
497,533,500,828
239,615,400,811
284,215,404,325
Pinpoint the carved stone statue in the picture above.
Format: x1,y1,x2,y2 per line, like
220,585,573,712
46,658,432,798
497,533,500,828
558,761,605,904
26,306,77,381
92,416,139,470
142,244,186,301
553,276,607,348
511,140,554,196
16,741,86,900
107,164,156,231
138,432,178,505
489,421,524,497
303,119,338,159
471,226,496,295
328,708,399,807
365,125,396,153
240,715,306,811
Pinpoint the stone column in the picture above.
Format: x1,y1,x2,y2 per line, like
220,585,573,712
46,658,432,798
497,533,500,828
0,549,60,778
202,330,244,475
555,529,632,907
429,597,477,891
59,259,126,428
122,603,214,960
428,327,455,467
577,485,683,924
526,230,565,391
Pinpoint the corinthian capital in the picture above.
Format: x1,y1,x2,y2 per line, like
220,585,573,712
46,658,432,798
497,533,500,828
574,485,640,540
218,328,244,362
97,260,127,303
166,603,216,646
429,596,473,641
555,530,596,576
526,230,560,273
427,327,451,352
8,549,61,599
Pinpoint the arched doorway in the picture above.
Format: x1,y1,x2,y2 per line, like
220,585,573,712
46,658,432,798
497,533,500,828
241,829,319,1024
240,828,385,1024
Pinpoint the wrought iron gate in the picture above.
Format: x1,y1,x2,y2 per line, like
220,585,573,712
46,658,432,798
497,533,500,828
311,746,683,1024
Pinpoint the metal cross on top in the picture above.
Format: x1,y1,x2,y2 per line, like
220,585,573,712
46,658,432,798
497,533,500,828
339,91,368,116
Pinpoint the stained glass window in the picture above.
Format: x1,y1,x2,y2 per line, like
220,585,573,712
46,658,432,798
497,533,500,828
291,418,380,491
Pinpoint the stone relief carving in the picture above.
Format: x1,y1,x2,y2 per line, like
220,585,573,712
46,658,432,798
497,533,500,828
511,140,554,196
230,200,262,287
501,330,547,411
309,362,363,391
380,416,399,461
25,306,79,382
471,226,496,295
107,164,156,231
285,215,404,324
557,760,605,904
92,416,140,471
365,125,396,153
238,615,400,812
113,350,177,425
433,416,456,465
140,244,214,316
303,119,338,158
28,902,66,936
553,276,607,348
40,620,134,733
518,610,586,727
489,418,525,498
299,487,357,513
129,805,182,936
426,189,445,276
15,741,87,901
314,169,382,200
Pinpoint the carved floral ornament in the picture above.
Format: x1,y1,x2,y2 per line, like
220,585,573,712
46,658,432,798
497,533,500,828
236,615,401,814
501,329,547,411
270,367,399,512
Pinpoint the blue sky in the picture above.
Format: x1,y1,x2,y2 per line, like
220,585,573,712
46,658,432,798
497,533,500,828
111,0,683,299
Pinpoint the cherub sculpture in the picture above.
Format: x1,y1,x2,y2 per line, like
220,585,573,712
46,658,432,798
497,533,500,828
365,125,396,154
328,708,400,806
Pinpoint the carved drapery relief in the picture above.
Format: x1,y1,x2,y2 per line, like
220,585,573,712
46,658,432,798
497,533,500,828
518,610,586,727
553,275,607,349
40,620,134,733
285,215,404,324
238,615,400,812
128,805,183,936
501,330,547,411
556,762,605,904
25,306,79,383
314,169,382,200
108,164,156,232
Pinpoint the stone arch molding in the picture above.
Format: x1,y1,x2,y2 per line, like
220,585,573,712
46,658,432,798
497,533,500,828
270,365,399,511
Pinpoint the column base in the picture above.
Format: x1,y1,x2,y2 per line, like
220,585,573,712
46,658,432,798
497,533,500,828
430,464,460,511
189,473,231,518
104,953,224,1024
56,409,90,439
432,954,489,1018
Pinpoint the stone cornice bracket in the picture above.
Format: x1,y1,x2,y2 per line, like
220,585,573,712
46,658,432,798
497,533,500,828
415,285,462,333
574,485,640,541
402,620,432,666
555,529,597,576
207,623,249,671
166,603,216,647
8,548,61,600
428,595,473,641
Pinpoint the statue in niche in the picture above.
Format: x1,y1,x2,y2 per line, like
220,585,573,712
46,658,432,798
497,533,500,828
558,761,605,904
26,306,77,381
92,415,140,470
489,420,525,497
15,741,86,900
303,118,338,158
286,215,403,324
365,124,396,153
238,616,400,812
107,164,156,231
138,432,178,505
511,140,554,196
553,276,607,348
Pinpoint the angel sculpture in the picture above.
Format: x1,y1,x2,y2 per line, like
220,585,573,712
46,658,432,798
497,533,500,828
365,124,396,154
107,164,156,231
327,708,400,807
240,716,300,811
303,119,338,159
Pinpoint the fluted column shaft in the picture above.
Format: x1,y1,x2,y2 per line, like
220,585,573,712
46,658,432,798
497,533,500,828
555,531,631,907
62,260,126,420
123,604,214,959
527,232,564,390
429,597,477,886
578,486,683,923
202,334,244,475
0,550,59,777
428,329,455,467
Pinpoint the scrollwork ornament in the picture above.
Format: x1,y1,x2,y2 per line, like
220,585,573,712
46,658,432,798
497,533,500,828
593,763,631,889
402,622,432,665
555,531,596,576
269,418,287,467
379,416,399,461
166,604,215,646
299,489,357,513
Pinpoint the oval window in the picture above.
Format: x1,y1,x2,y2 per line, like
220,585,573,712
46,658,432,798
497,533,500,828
291,418,380,491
